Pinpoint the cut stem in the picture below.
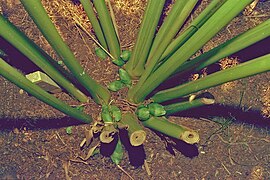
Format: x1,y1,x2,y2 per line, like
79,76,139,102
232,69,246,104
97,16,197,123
0,58,92,123
142,117,199,144
120,113,146,146
0,14,88,102
152,54,270,103
20,0,110,104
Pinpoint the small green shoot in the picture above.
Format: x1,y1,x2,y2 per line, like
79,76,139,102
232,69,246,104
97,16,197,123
111,139,124,165
66,126,73,135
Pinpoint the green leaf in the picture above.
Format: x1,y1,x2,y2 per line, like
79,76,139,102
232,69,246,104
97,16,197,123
66,126,73,135
111,139,123,165
101,105,113,123
120,50,131,61
95,47,108,60
110,105,122,122
136,106,150,121
112,58,125,67
119,68,131,85
148,103,166,117
108,80,124,92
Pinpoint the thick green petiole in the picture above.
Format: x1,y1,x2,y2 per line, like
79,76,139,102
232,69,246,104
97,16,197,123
92,0,121,59
0,58,92,123
127,0,198,99
80,0,108,50
0,15,89,103
125,0,166,78
20,0,110,104
142,117,199,144
145,0,198,68
128,0,254,103
172,18,270,77
160,0,228,60
152,54,270,103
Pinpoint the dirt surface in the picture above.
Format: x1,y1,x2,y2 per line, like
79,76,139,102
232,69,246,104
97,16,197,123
0,0,270,179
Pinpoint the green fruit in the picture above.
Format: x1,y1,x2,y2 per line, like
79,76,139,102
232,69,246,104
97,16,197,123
95,47,107,60
108,80,124,92
120,50,131,61
136,106,150,121
101,105,113,123
119,68,131,85
148,103,166,117
112,58,125,66
110,105,122,122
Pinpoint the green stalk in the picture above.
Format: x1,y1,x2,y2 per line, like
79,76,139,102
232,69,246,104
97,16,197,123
0,15,88,103
120,113,146,146
80,0,108,50
152,54,270,103
20,0,110,104
128,0,197,98
145,0,198,68
160,0,227,60
0,58,92,123
128,0,254,103
172,18,270,76
125,0,166,78
142,117,199,144
92,0,120,59
164,94,215,115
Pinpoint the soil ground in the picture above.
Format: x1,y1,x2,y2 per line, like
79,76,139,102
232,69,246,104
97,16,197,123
0,0,270,179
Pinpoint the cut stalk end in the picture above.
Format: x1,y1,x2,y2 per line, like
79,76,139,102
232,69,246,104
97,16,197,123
130,130,147,146
120,113,147,146
181,131,200,144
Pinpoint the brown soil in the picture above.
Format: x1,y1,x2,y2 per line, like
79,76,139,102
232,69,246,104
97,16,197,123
0,0,270,179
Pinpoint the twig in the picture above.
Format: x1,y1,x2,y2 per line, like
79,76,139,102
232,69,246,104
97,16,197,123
221,162,231,175
73,18,114,59
55,131,66,145
117,165,134,180
69,158,89,165
105,0,120,42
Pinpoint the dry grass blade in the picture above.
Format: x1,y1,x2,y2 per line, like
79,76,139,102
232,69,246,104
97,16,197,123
105,0,120,41
93,0,121,59
80,0,108,49
80,143,100,161
117,165,134,180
